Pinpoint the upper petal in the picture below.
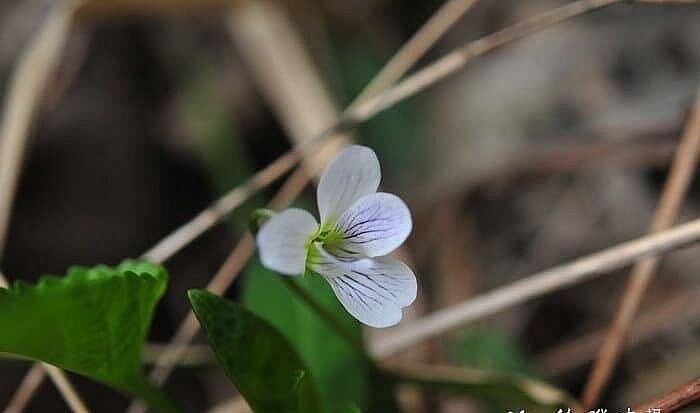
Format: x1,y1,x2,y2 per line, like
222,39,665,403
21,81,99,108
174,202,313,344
317,145,381,225
256,208,318,275
308,249,417,328
328,192,412,258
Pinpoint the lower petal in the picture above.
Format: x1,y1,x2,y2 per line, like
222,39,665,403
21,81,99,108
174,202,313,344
309,249,417,328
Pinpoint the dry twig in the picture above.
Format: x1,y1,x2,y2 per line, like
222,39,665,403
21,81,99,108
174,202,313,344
344,0,622,123
634,377,700,413
348,0,479,107
4,363,90,413
229,0,350,171
142,344,213,366
582,86,700,408
141,150,300,262
538,288,700,375
0,1,77,256
131,0,650,266
382,361,581,410
370,217,700,358
0,2,91,412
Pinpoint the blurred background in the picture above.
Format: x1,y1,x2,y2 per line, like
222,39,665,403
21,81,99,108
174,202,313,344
0,0,699,411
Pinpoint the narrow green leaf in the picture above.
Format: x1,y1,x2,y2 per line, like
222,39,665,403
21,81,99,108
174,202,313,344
242,261,369,413
188,289,321,413
0,260,178,412
390,363,578,413
453,328,558,412
366,366,402,413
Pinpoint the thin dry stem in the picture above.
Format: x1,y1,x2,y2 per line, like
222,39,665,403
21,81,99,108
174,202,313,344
370,217,700,358
42,364,90,413
1,2,91,412
348,0,479,107
5,363,90,413
634,377,700,413
142,344,214,366
539,287,700,375
383,361,581,410
3,364,44,413
229,0,350,172
348,0,698,123
581,87,700,408
0,1,77,256
207,397,250,413
345,0,623,123
141,150,300,262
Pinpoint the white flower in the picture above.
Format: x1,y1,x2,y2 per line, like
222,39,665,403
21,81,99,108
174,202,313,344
256,145,417,328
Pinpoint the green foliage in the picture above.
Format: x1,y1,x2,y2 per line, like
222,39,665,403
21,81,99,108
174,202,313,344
242,261,369,413
188,289,321,413
446,328,568,413
457,328,540,378
0,260,178,412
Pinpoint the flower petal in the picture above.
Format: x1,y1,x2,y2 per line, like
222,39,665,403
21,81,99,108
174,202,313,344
309,247,417,328
256,208,318,275
328,192,412,258
317,145,381,225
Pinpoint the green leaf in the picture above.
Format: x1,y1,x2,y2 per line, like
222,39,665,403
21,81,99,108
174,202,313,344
457,328,540,378
0,260,178,412
188,289,321,413
242,261,369,413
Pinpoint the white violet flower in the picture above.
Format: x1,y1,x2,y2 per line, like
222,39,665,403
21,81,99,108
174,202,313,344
256,145,417,328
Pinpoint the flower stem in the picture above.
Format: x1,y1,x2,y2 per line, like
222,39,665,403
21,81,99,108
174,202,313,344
280,276,365,351
248,208,276,235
